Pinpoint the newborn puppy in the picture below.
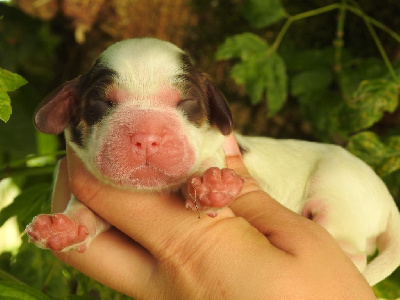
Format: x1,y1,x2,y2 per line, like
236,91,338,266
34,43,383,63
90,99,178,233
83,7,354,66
26,38,400,287
27,38,244,250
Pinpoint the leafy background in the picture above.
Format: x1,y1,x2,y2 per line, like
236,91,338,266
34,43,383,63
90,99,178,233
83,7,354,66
1,0,400,298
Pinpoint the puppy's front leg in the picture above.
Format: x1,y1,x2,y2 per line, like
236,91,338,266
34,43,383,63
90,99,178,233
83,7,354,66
185,166,244,218
26,196,110,252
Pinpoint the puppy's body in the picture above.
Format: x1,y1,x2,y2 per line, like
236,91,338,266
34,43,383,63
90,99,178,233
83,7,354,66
26,38,400,287
237,134,400,285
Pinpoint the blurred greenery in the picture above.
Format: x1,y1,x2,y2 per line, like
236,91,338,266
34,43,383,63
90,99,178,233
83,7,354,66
1,0,400,298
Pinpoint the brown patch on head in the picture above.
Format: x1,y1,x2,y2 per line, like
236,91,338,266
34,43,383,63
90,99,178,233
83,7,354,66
175,53,209,126
69,62,117,146
176,53,233,135
77,61,117,125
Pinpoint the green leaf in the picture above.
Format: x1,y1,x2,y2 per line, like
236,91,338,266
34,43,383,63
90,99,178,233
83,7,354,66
9,240,71,298
265,53,287,116
229,53,287,114
215,33,269,61
291,68,333,97
230,55,267,103
339,79,399,132
0,68,28,92
347,131,400,176
0,91,12,122
216,33,287,116
351,79,398,111
0,280,51,300
0,183,51,230
339,57,386,99
243,0,286,28
0,269,16,282
373,270,400,299
0,68,28,123
298,90,344,142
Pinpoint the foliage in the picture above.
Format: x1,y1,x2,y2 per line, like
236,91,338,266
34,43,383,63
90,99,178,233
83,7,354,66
0,240,132,299
216,0,400,172
347,131,400,177
0,68,27,122
0,4,130,299
215,0,400,297
215,33,287,116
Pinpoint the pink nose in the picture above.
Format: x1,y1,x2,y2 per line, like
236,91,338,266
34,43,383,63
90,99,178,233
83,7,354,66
131,133,161,157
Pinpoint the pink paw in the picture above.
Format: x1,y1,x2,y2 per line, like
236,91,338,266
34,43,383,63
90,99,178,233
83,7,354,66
26,213,89,252
186,167,244,217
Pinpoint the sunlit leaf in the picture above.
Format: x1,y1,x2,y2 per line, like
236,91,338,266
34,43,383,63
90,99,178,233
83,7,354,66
0,280,51,300
373,268,400,299
0,183,51,230
0,68,28,92
0,68,27,123
347,131,400,176
351,79,398,111
0,91,12,122
339,79,399,132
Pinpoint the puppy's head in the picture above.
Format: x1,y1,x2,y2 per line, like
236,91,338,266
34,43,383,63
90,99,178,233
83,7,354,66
34,38,233,190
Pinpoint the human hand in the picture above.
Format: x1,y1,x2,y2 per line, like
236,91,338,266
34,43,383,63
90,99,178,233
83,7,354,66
52,134,374,299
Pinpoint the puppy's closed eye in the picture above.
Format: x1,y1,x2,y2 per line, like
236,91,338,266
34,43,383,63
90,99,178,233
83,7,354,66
84,97,114,125
177,98,195,108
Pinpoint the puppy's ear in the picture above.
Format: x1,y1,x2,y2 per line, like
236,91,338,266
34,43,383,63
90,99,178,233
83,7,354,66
34,78,79,134
206,79,233,135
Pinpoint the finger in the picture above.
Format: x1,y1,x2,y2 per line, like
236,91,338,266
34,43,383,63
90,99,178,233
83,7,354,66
66,144,234,260
223,133,251,178
51,157,71,213
223,134,318,254
52,156,158,296
54,227,154,298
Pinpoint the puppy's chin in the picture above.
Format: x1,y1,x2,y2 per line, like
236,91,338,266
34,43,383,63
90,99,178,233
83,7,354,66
100,166,187,191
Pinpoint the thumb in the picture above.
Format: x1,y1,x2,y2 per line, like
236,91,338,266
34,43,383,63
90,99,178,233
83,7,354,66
223,134,303,251
223,133,260,194
223,133,252,179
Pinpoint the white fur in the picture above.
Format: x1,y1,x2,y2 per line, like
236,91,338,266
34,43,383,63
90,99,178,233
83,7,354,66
100,38,186,96
235,133,400,286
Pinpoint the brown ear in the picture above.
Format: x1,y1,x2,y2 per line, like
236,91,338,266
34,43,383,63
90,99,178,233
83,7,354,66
34,78,79,134
206,79,233,135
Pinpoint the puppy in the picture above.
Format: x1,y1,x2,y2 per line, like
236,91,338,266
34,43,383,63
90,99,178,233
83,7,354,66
26,38,400,286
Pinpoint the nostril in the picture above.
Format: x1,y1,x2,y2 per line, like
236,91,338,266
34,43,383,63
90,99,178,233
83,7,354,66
131,133,161,156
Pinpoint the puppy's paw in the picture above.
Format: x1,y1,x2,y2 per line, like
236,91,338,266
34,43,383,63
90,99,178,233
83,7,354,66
186,167,244,217
26,213,89,252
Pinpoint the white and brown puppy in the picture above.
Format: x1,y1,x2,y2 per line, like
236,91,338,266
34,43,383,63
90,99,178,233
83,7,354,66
26,38,400,287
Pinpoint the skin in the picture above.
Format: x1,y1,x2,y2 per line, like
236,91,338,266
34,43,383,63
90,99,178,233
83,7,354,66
52,134,375,299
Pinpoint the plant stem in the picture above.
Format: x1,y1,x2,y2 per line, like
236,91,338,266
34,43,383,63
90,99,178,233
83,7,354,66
0,150,65,179
269,3,341,53
0,165,56,180
270,1,400,65
42,260,61,293
346,5,400,43
334,1,347,74
363,17,399,83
